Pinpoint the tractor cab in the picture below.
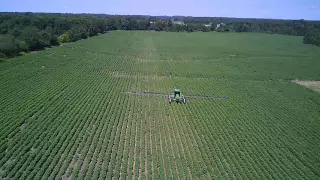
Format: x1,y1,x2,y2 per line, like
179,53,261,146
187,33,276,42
168,89,186,104
174,89,181,98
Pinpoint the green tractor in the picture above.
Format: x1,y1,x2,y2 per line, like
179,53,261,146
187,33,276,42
168,89,186,104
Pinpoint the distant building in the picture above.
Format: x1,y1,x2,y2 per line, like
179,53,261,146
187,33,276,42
172,20,185,25
216,23,225,28
204,23,212,28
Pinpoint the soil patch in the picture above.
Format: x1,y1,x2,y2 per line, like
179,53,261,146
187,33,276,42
292,80,320,93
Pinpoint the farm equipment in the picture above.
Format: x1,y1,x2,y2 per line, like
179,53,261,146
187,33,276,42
126,89,227,103
168,89,186,104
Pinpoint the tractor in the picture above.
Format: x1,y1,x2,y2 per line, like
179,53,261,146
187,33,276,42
168,89,186,104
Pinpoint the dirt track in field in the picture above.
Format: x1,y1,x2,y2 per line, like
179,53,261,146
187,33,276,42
292,80,320,93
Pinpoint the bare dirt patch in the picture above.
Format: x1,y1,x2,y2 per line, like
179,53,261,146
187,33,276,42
292,80,320,93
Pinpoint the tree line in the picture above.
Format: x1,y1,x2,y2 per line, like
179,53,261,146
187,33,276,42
1,12,320,58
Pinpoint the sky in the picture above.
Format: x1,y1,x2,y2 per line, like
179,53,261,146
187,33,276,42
1,0,320,20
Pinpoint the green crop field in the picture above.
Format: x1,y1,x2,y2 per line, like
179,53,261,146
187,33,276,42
1,31,320,179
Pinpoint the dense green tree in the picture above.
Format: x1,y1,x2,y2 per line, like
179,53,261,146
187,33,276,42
303,28,320,46
0,34,27,56
167,20,173,29
19,27,43,50
172,24,185,32
234,23,250,32
105,19,117,31
154,20,165,31
8,27,21,37
57,32,71,43
45,26,59,45
128,19,138,30
1,12,320,58
137,20,150,30
0,52,5,59
38,30,52,47
210,23,216,31
119,17,130,30
68,26,88,41
16,40,28,52
201,25,210,32
0,35,20,56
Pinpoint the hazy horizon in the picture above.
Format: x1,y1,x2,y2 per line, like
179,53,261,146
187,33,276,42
1,0,320,20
